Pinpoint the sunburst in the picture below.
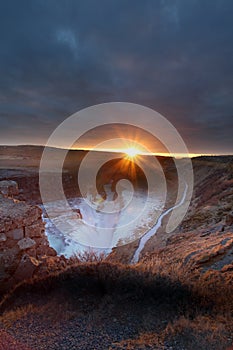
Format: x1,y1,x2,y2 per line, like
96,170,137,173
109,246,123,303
124,147,139,158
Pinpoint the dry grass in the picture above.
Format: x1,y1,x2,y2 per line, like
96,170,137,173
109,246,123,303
69,249,107,263
0,248,233,349
110,313,232,350
0,303,36,328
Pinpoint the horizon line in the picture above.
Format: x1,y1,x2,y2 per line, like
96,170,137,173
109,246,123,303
0,143,232,159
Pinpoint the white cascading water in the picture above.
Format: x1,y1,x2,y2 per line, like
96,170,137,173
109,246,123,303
42,184,163,258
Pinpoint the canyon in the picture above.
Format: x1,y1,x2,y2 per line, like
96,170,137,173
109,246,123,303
0,146,232,349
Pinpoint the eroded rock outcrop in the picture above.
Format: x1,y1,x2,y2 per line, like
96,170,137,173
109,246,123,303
0,186,58,293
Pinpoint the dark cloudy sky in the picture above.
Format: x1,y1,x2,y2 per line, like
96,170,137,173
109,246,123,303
0,0,232,154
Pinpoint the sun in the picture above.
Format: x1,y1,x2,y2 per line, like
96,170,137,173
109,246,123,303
125,147,139,158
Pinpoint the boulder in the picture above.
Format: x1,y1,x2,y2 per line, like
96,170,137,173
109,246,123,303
17,238,36,250
0,233,6,242
6,227,24,240
0,246,20,264
13,254,41,282
0,180,19,197
0,246,20,279
25,223,43,238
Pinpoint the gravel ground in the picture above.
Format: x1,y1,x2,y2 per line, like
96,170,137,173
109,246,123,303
0,286,178,350
0,264,232,350
0,329,31,350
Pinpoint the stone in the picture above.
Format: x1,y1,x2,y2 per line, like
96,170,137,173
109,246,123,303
25,223,43,238
26,247,37,258
13,254,41,281
226,212,233,226
33,237,44,246
4,220,13,232
2,238,18,249
17,237,36,250
0,246,20,271
23,206,42,225
0,180,19,197
6,227,24,240
36,245,57,258
0,233,7,242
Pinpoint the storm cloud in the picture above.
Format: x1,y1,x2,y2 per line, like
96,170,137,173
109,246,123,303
0,0,232,154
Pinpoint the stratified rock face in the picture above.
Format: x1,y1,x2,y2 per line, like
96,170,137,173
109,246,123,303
0,180,18,197
0,192,57,293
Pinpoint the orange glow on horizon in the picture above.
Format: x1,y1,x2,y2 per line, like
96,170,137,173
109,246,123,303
72,146,202,158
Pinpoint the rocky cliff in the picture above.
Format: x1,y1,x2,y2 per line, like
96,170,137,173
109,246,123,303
0,181,59,294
